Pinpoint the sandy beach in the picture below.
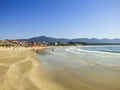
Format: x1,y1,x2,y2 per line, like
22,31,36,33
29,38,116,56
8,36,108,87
0,46,120,90
0,47,67,90
36,47,120,90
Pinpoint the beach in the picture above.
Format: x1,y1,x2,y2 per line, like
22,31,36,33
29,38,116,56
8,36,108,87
0,46,120,90
36,46,120,90
0,47,68,90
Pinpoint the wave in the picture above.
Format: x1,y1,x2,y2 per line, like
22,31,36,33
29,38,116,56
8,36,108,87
49,47,119,72
63,46,120,71
79,45,120,53
65,46,120,56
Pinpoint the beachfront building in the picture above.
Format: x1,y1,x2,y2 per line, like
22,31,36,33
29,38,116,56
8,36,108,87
0,40,15,47
41,41,47,46
0,39,48,48
49,42,65,46
8,40,20,44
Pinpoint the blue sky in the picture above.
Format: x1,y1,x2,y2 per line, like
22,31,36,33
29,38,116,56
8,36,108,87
0,0,120,39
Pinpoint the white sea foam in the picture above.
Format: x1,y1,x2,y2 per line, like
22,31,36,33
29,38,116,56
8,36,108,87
65,46,120,57
64,46,120,71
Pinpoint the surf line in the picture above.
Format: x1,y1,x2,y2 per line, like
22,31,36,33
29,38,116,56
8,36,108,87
50,51,94,65
50,51,120,72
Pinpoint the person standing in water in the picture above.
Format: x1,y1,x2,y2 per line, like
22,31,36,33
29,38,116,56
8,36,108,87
52,48,54,52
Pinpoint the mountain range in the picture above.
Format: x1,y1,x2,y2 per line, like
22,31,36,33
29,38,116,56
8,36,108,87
19,36,120,44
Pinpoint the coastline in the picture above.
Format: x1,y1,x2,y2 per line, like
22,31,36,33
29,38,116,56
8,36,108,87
1,46,120,90
0,47,67,90
36,46,120,90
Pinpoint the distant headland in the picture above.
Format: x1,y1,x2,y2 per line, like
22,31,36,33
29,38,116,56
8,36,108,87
1,36,120,47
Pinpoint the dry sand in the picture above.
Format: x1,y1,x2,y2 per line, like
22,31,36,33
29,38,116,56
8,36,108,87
0,47,67,90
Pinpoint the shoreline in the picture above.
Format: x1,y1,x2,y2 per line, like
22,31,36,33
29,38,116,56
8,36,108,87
0,47,67,90
1,46,120,90
36,46,120,90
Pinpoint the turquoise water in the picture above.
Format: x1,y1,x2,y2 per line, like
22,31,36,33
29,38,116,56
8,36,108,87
78,45,120,53
65,46,120,71
37,46,120,90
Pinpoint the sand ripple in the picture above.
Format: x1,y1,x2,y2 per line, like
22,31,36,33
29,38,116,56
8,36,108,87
0,49,67,90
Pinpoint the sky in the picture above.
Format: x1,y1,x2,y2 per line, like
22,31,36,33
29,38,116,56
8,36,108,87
0,0,120,39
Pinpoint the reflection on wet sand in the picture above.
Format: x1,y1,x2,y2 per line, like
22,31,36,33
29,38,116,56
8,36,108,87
37,48,120,90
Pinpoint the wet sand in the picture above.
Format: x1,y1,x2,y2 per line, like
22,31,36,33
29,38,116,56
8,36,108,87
0,47,68,90
0,47,120,90
36,48,120,90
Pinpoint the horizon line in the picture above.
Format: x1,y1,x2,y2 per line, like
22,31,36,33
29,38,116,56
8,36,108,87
1,35,120,40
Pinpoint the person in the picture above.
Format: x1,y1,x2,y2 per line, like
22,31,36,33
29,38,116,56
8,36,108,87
52,48,54,52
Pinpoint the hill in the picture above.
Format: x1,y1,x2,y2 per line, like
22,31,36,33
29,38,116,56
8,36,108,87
19,36,120,44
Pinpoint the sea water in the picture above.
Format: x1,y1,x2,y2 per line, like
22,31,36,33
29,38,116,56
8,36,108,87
37,45,120,90
79,45,120,53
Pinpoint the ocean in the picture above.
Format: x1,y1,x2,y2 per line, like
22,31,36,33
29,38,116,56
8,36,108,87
37,45,120,90
78,45,120,53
